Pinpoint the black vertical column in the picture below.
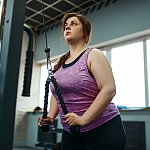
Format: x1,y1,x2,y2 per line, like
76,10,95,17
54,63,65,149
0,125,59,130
0,0,26,149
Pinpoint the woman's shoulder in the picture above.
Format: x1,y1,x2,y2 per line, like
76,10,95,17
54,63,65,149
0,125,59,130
88,48,106,60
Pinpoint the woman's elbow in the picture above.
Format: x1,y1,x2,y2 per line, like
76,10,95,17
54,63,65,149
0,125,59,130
107,84,116,99
112,87,116,98
99,82,116,99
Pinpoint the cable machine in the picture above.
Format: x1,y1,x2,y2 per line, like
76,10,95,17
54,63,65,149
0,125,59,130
40,0,80,135
0,0,26,149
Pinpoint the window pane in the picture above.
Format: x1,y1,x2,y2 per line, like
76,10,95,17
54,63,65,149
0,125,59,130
146,39,150,105
111,42,145,107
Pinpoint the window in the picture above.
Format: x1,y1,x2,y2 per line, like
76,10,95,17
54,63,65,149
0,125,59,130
111,42,145,107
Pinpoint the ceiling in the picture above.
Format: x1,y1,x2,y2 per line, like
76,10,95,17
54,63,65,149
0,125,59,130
25,0,117,33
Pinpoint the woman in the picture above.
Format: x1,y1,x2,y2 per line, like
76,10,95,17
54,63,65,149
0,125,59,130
38,12,126,150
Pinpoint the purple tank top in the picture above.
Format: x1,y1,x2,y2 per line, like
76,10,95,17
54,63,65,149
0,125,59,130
50,48,119,132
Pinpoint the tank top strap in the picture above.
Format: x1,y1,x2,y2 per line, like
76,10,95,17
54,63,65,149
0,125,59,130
77,47,92,66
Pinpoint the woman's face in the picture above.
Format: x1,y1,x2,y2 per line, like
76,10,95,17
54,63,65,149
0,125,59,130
64,16,84,44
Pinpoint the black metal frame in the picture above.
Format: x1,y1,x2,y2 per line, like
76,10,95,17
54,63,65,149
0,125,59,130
0,0,26,149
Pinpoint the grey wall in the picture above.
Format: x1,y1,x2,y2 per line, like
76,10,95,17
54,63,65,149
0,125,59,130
89,0,150,45
35,0,150,62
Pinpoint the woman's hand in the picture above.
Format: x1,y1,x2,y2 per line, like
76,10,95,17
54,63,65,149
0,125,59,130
65,113,86,126
38,115,53,127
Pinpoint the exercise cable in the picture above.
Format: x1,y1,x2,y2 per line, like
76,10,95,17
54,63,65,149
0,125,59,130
41,0,80,134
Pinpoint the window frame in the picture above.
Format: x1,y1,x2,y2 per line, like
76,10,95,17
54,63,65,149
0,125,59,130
100,35,150,107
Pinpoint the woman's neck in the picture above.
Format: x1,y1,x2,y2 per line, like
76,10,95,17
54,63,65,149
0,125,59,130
65,42,88,64
69,42,88,56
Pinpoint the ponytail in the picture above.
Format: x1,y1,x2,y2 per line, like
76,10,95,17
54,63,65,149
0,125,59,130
53,51,70,73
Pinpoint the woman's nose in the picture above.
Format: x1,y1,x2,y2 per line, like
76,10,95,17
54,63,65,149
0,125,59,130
65,25,71,30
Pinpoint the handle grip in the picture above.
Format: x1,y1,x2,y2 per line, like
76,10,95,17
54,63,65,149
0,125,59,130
41,124,50,132
41,78,51,132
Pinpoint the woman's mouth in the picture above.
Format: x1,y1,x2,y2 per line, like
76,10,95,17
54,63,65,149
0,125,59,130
66,32,71,36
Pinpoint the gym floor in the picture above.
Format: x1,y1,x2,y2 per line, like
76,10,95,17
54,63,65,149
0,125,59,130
13,148,38,150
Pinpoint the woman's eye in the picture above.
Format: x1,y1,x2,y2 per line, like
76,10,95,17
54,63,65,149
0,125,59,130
64,22,78,30
71,22,77,26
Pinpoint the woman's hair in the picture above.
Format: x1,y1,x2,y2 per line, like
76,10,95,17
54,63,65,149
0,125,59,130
62,12,92,44
53,12,92,73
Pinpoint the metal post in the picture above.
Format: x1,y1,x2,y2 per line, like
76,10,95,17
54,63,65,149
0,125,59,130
0,0,26,149
143,39,149,106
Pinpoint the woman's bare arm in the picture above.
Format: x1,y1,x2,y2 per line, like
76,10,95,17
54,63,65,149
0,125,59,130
81,49,116,125
48,95,59,119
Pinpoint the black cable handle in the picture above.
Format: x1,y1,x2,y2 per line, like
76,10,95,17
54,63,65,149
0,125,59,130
51,76,80,134
41,76,51,132
42,70,80,134
40,0,80,134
